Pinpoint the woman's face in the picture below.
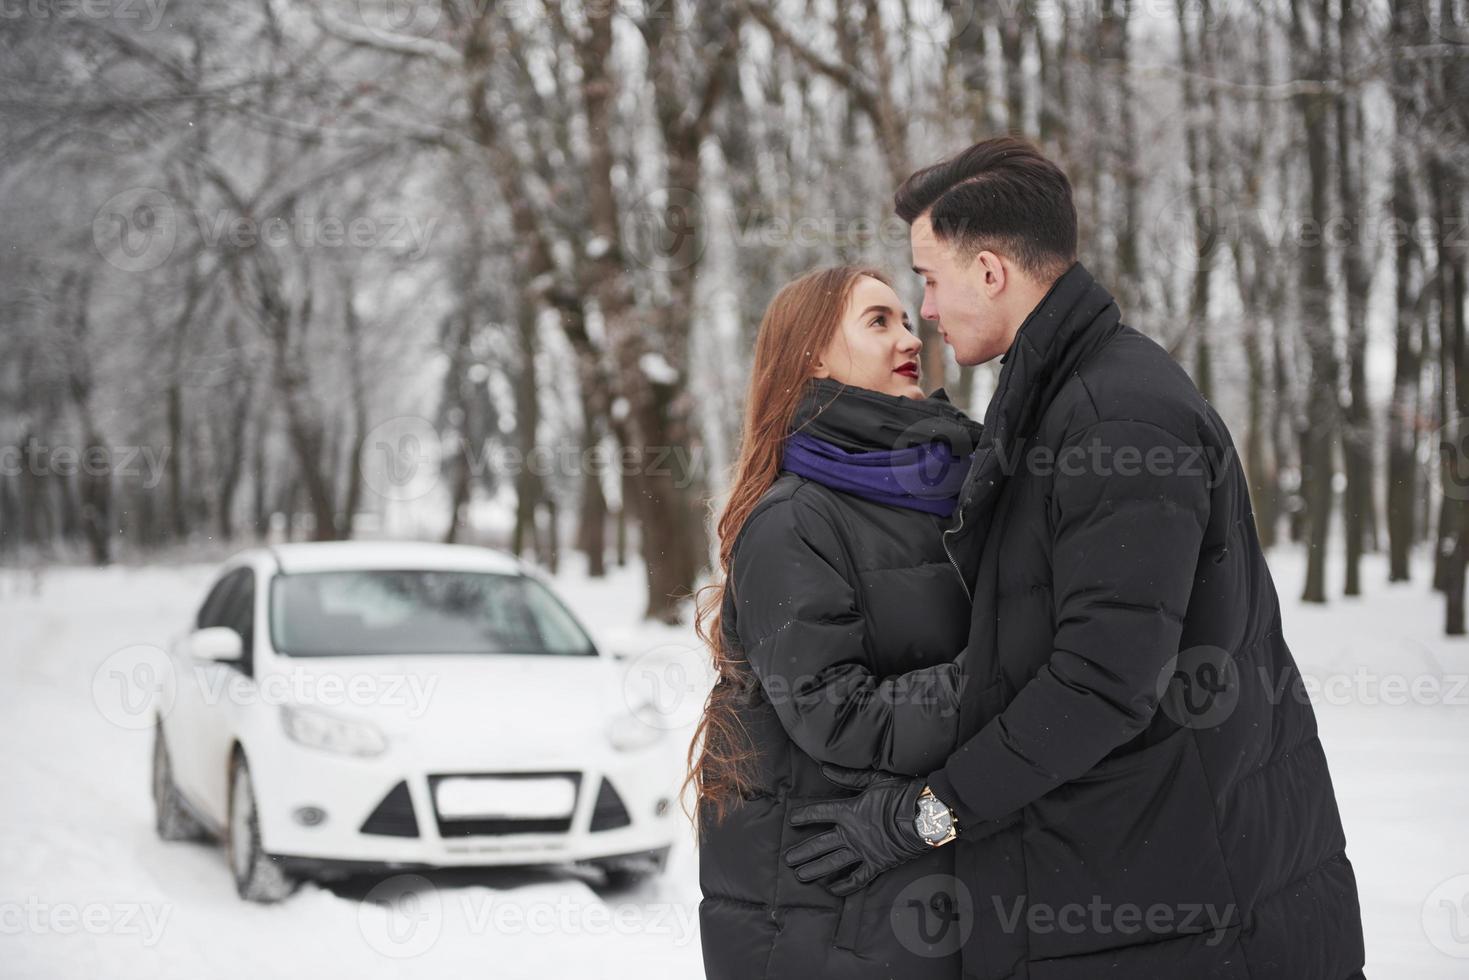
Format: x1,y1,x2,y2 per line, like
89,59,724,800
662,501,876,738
812,275,925,399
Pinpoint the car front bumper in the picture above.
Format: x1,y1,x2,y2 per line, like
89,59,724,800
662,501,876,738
249,735,683,871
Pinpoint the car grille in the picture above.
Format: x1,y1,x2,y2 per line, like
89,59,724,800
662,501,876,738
428,771,582,838
589,778,632,832
360,780,420,838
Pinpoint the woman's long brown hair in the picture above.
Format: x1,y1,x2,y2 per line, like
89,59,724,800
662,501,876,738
683,264,891,836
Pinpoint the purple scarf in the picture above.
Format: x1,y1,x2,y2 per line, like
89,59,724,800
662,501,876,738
781,431,974,517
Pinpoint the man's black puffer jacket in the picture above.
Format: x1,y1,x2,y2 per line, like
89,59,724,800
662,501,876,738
926,262,1366,980
699,378,982,980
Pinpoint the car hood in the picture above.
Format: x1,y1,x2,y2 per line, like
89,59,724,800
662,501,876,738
262,653,622,742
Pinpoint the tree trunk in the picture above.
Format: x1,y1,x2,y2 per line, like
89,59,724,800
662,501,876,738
510,302,542,561
1293,0,1338,604
1337,0,1374,597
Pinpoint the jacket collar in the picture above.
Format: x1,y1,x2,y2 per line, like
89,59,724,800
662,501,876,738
955,261,1123,514
788,377,983,455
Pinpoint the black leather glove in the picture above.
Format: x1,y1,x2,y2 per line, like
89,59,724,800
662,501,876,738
782,764,930,896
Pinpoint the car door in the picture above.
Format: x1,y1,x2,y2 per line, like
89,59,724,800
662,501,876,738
198,567,261,820
170,567,251,823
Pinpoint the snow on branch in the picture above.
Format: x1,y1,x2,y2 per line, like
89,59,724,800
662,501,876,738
313,10,464,68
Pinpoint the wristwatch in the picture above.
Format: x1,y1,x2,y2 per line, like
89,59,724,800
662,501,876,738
914,784,958,846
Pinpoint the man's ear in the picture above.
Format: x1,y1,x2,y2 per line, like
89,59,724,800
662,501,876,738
975,250,1007,296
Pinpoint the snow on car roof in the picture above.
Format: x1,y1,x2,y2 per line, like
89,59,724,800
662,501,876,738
264,540,525,576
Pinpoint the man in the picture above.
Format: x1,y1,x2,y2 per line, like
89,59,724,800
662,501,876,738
782,136,1367,979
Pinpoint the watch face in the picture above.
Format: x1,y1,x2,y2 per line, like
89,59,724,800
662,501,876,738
916,795,953,842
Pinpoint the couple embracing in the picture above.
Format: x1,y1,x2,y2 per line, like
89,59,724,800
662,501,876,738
687,136,1367,980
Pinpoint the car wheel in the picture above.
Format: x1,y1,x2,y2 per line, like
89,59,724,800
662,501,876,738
152,720,208,842
227,753,296,903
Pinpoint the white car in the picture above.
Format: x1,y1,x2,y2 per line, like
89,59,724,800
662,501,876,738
152,541,682,902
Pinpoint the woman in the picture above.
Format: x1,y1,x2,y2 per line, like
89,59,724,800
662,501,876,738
688,266,980,979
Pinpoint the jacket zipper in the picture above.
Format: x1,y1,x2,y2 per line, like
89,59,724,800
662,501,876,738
942,510,971,602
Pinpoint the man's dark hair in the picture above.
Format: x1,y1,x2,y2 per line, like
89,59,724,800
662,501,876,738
895,135,1078,282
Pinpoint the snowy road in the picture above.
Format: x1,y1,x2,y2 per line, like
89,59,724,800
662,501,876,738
2,547,1466,978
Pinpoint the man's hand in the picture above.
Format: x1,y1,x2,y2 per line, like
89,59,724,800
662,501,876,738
782,764,929,896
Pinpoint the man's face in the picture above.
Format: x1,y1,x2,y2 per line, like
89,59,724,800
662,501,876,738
909,212,1017,367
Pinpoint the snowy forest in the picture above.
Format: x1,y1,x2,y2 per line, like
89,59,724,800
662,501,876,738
2,0,1467,630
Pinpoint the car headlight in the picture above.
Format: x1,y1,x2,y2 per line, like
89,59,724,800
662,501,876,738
280,704,388,757
606,702,666,753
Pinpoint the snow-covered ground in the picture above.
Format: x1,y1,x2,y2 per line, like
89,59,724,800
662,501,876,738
1,545,1466,978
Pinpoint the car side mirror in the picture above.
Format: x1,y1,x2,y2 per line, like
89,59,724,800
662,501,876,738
189,626,243,665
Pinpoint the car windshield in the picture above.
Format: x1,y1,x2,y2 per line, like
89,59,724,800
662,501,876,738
269,570,597,657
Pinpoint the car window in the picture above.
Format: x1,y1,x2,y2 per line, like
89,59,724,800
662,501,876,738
224,570,256,670
269,570,597,658
196,570,244,630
